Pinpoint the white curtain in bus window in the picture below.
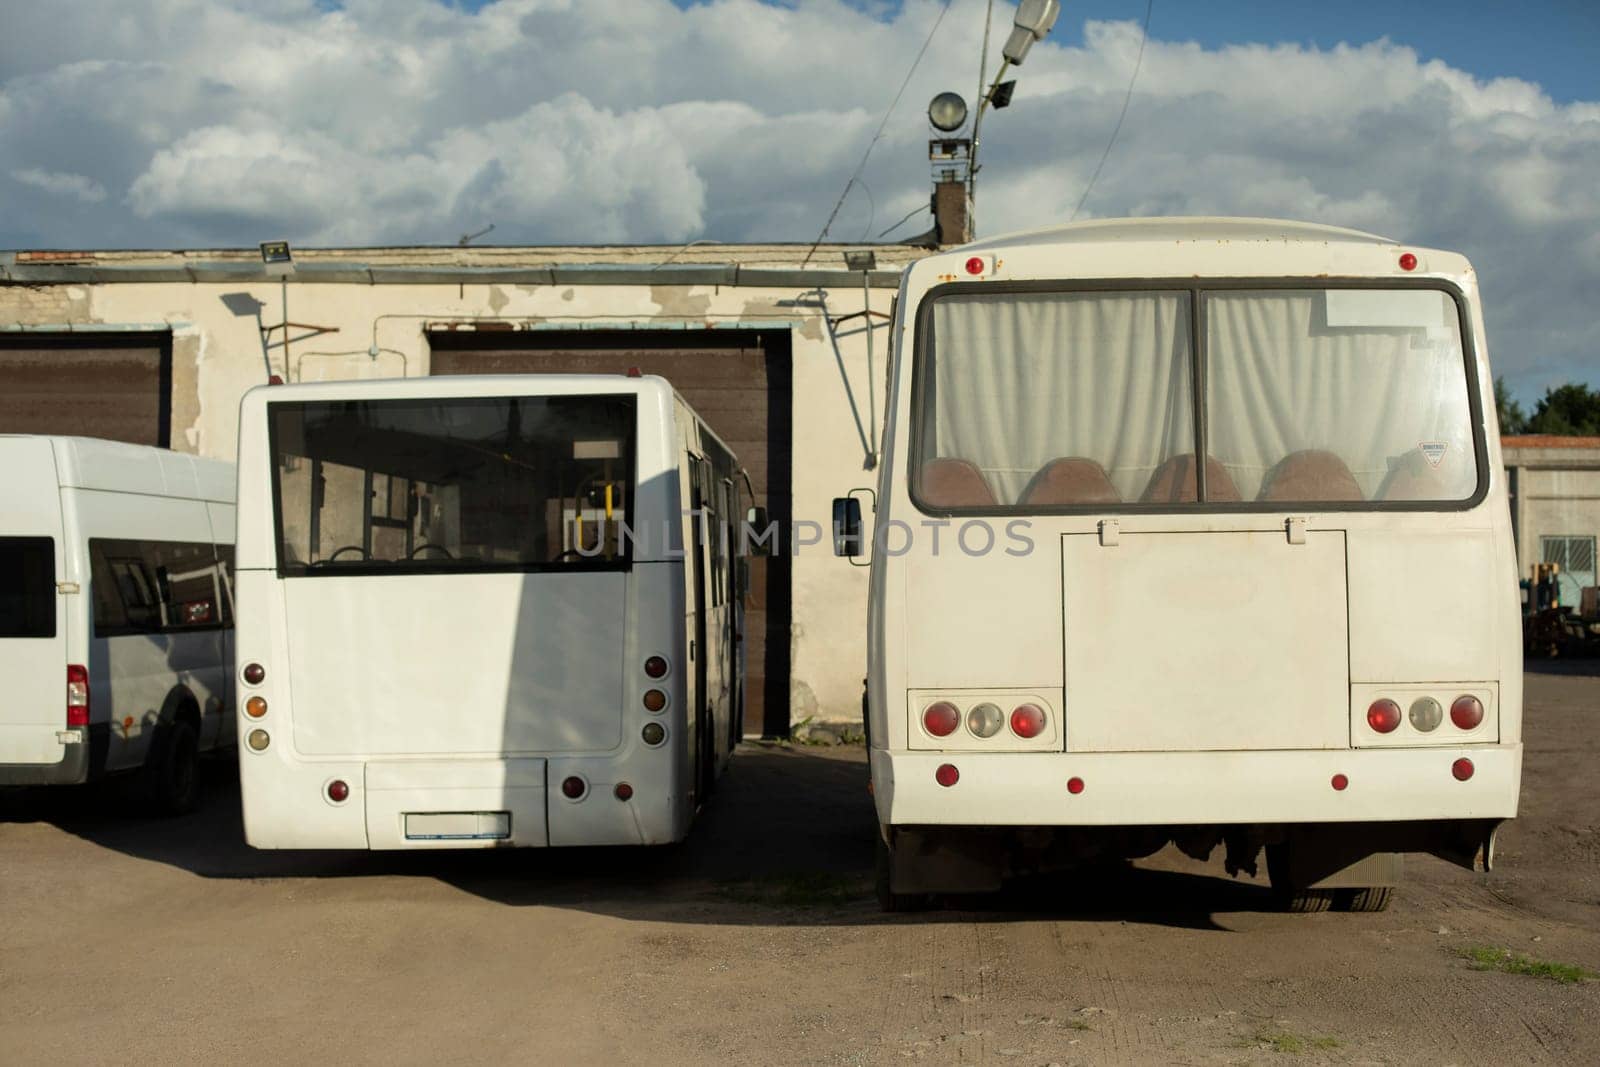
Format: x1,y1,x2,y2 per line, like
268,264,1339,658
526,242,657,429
1205,290,1477,503
929,291,1193,505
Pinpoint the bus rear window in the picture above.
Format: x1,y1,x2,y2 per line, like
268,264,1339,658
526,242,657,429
0,537,55,638
270,394,636,574
914,285,1480,510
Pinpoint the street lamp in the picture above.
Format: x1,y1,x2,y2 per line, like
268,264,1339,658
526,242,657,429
968,0,1061,234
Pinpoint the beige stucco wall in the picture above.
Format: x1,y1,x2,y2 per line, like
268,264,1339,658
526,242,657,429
1,269,902,726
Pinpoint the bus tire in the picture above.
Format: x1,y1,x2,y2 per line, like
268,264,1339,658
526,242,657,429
1337,886,1393,913
1266,842,1334,913
874,832,926,913
142,718,200,817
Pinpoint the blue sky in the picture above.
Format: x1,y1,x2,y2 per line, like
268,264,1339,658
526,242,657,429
438,0,1598,105
4,0,1597,397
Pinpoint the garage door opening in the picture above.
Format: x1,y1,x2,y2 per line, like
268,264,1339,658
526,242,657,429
0,332,173,447
427,328,793,738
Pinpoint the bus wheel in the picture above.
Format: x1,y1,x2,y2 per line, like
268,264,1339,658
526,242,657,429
874,832,927,913
143,719,200,817
1266,842,1335,913
1337,886,1393,913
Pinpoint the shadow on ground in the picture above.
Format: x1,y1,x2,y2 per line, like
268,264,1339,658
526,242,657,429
2,742,1272,930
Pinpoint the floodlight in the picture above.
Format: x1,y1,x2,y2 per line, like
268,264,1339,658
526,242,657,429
259,241,291,265
844,250,877,272
989,80,1017,109
1002,0,1060,65
927,91,969,133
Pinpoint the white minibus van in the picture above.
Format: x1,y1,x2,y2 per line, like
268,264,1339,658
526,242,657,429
234,374,746,849
1,435,237,813
836,218,1521,912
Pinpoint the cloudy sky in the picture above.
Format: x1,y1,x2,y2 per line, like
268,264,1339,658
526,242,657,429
2,0,1596,399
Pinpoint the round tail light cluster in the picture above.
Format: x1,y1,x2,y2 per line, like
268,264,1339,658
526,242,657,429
644,656,669,679
935,763,959,787
1010,703,1046,739
242,662,265,685
922,699,1050,740
1450,695,1484,730
244,696,268,719
561,775,587,800
923,701,960,737
643,689,667,713
326,779,349,803
1452,757,1475,781
1366,699,1401,734
1408,697,1442,732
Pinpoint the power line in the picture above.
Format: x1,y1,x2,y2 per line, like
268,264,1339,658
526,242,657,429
1069,0,1154,222
802,0,954,266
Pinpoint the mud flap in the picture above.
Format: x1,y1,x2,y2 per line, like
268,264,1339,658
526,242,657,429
1427,820,1499,873
889,827,1005,895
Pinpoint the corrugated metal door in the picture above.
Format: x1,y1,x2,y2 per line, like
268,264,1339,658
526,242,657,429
428,329,792,737
0,334,172,447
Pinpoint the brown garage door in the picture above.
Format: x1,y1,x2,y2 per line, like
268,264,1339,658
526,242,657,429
0,333,172,447
428,329,792,737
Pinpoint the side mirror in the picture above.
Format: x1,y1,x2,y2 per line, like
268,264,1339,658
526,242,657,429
832,497,863,557
743,505,773,557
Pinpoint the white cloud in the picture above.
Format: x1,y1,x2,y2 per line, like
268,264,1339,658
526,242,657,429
10,167,107,202
1,0,1597,394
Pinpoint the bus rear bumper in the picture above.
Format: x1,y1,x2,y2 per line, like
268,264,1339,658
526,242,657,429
0,728,90,786
872,745,1522,828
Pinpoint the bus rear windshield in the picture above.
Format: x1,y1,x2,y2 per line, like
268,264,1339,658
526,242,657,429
915,286,1481,510
0,537,55,638
271,395,636,574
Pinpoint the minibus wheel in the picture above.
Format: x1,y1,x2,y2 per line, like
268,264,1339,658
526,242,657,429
874,832,927,913
1337,886,1393,913
1265,842,1335,913
143,718,200,817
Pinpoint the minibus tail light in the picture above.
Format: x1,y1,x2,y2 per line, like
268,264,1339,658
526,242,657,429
935,763,959,787
1450,695,1484,730
1366,699,1401,734
66,665,89,727
326,780,349,803
1452,758,1474,781
1010,703,1046,739
644,656,668,679
922,701,960,737
561,776,587,800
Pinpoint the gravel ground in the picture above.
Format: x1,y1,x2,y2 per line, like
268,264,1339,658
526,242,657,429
2,666,1596,1065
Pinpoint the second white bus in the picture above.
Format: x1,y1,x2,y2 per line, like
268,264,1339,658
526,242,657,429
235,374,747,849
837,218,1521,912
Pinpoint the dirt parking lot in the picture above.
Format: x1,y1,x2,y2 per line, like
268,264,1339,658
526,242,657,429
3,667,1597,1066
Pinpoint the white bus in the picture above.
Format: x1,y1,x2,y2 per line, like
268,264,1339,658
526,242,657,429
1,435,236,813
234,374,747,849
836,218,1521,912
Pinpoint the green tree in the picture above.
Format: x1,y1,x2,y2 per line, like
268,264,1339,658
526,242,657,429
1495,377,1528,434
1526,383,1600,436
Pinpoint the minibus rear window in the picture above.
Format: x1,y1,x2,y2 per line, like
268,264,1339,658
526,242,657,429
913,283,1482,511
270,394,637,575
0,537,55,638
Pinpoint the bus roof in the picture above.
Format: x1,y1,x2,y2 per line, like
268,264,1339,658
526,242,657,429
963,216,1397,253
0,434,235,502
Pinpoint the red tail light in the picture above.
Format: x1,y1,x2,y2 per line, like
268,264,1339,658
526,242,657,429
1331,773,1349,791
561,776,588,800
1010,703,1046,738
614,782,634,801
66,665,89,727
1452,758,1474,781
935,763,959,787
1366,699,1401,734
1399,252,1418,272
644,656,669,679
964,256,985,276
922,701,960,737
1067,776,1085,795
1450,695,1484,730
326,780,350,803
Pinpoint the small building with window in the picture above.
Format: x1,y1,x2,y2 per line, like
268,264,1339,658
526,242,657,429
1504,435,1600,612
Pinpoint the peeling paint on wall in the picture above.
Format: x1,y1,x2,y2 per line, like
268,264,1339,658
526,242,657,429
649,285,713,319
171,331,204,452
486,285,510,314
560,288,576,302
0,284,93,324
